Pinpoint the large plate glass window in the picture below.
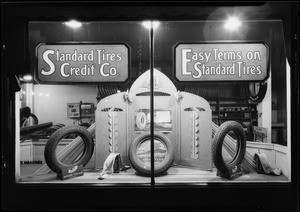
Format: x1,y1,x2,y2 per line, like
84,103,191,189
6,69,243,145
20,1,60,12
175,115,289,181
153,20,290,183
16,21,152,185
16,19,291,185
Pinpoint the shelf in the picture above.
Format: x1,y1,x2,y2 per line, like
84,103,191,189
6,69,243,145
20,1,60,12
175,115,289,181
219,103,257,107
272,123,285,127
212,111,257,114
216,111,256,113
219,118,253,121
209,98,257,128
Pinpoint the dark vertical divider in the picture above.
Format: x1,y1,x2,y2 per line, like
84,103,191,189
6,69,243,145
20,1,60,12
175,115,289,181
150,23,155,187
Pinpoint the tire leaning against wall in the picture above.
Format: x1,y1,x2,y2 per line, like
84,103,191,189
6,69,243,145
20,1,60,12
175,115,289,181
248,81,268,102
44,125,94,174
29,113,39,125
212,121,246,176
21,113,39,127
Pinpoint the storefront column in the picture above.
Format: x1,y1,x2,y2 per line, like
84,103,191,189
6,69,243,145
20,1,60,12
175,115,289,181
15,92,21,181
257,71,272,143
286,59,291,180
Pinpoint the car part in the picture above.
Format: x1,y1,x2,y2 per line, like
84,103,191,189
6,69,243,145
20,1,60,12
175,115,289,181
248,81,267,102
20,106,39,127
128,131,174,176
212,121,246,177
44,125,94,174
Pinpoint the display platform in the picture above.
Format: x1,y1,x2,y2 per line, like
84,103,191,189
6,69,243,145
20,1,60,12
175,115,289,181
19,165,288,184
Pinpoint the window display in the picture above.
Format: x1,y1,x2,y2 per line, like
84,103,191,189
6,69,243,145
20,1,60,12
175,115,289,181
13,19,291,184
2,2,298,210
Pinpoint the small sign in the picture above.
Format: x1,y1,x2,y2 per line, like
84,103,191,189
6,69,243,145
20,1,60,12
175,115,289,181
57,165,84,180
253,126,268,143
175,43,269,82
36,44,129,83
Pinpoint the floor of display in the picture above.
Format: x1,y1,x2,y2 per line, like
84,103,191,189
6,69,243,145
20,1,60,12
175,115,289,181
19,164,289,184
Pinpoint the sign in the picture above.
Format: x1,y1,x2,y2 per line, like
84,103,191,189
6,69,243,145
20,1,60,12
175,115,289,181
175,43,269,82
253,126,268,143
36,44,129,83
57,165,84,180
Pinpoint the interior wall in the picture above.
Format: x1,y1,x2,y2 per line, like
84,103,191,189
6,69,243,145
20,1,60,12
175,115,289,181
33,84,98,126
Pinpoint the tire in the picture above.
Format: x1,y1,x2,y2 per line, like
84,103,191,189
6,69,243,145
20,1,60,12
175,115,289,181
79,122,91,128
128,131,174,176
44,126,94,174
212,121,246,175
249,81,267,102
43,124,65,138
136,112,147,130
21,113,38,127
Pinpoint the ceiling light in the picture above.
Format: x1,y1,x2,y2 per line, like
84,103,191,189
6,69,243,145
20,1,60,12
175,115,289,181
20,74,33,82
142,21,160,29
224,17,241,31
64,20,82,29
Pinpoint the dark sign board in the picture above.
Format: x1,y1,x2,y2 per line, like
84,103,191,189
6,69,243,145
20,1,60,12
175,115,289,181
36,44,129,83
175,43,269,82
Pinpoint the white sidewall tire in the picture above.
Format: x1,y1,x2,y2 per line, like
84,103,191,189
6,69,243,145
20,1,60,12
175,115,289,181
128,131,174,176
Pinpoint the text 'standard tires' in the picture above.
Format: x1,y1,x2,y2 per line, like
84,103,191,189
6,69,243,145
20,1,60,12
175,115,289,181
129,131,174,176
212,121,246,175
248,81,267,102
44,126,94,174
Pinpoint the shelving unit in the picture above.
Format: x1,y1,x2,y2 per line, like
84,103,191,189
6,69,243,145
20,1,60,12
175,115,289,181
208,98,258,140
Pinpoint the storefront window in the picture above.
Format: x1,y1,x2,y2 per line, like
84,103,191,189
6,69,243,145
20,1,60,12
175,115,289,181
3,2,299,210
153,20,290,183
18,21,152,184
16,19,290,184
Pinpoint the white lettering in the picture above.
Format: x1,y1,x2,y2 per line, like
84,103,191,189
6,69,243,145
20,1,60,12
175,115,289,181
254,51,261,61
204,52,212,63
60,63,70,77
193,62,202,78
182,49,192,75
110,67,117,76
99,63,110,76
41,50,55,75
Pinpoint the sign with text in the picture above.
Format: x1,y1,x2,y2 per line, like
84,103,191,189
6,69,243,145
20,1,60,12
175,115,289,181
36,44,129,83
175,43,269,82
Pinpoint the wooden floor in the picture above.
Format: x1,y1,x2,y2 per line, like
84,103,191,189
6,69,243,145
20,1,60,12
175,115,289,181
19,165,289,184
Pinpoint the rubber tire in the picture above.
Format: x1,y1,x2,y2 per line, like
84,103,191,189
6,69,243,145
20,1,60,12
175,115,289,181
21,113,38,127
43,124,65,138
29,113,38,125
79,122,91,128
136,112,147,130
212,121,246,175
44,126,94,174
249,81,267,102
128,131,175,176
